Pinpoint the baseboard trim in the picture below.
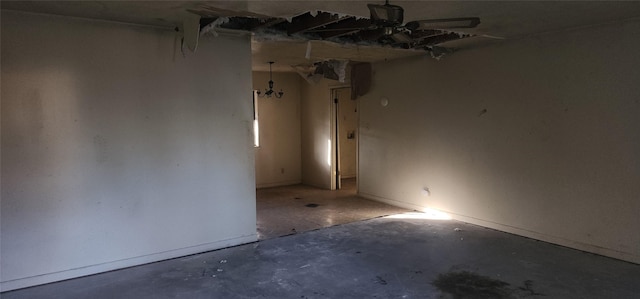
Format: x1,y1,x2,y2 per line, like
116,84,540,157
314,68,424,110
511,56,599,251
358,192,639,265
256,180,301,189
358,192,425,211
1,234,257,292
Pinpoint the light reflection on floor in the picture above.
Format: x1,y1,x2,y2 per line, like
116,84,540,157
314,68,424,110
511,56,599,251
256,178,410,239
385,209,452,220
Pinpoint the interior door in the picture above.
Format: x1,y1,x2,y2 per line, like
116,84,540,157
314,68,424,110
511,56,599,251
333,87,356,190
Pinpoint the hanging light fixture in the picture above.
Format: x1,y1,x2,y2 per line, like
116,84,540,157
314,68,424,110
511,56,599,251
257,61,284,99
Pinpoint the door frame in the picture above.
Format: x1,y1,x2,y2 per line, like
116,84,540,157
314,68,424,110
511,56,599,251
329,86,358,191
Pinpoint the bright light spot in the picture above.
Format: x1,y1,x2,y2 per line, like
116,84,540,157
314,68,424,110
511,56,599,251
253,119,259,147
327,139,332,166
253,90,259,147
386,208,452,220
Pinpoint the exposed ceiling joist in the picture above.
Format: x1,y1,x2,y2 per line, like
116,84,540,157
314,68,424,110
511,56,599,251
409,29,442,40
287,12,350,35
309,17,373,39
251,17,288,31
390,32,413,44
354,27,386,41
417,33,472,48
214,16,286,31
4,1,640,72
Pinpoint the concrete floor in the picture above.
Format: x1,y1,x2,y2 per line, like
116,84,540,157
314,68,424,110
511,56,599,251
257,179,409,239
4,182,640,298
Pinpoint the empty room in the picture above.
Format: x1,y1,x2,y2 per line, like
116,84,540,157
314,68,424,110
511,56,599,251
2,1,639,298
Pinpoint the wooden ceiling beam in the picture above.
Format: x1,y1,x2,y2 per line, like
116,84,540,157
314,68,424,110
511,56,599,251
416,32,472,47
409,29,442,40
249,17,288,31
352,27,386,41
312,18,372,39
287,12,349,35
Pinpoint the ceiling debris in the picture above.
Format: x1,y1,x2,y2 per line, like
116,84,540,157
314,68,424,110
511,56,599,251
183,13,201,52
4,0,640,72
293,59,349,84
200,17,230,37
189,2,482,60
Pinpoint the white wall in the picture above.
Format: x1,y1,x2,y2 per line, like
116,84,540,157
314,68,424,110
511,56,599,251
1,11,257,291
359,19,640,263
253,72,302,188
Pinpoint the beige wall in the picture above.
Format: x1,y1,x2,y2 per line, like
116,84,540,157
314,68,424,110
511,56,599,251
1,11,257,291
337,88,357,179
253,70,350,190
300,78,349,189
358,19,640,263
253,72,302,188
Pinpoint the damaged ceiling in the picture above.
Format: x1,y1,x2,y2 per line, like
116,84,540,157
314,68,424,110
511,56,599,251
4,1,640,72
204,8,479,73
209,9,478,51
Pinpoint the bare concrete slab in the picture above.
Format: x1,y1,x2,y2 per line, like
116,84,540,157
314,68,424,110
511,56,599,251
4,216,639,298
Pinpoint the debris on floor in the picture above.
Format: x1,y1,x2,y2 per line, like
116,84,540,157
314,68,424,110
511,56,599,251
433,271,545,298
432,271,511,298
305,203,319,208
375,276,388,285
517,280,545,296
256,179,410,240
4,217,635,299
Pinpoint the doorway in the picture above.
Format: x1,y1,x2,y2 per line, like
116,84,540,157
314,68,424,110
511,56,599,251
254,82,406,240
331,87,358,190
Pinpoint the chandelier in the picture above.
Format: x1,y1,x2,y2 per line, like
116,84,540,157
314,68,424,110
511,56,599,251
257,61,284,98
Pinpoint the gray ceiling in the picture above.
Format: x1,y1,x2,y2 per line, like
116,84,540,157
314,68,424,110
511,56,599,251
4,1,640,72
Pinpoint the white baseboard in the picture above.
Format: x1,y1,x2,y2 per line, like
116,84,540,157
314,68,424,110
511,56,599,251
256,180,301,189
1,234,257,292
358,192,639,265
358,192,425,211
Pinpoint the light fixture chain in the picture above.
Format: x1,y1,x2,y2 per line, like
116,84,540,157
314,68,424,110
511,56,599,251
258,61,283,99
